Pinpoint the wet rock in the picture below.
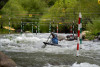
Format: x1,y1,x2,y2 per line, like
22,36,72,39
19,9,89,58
0,51,17,67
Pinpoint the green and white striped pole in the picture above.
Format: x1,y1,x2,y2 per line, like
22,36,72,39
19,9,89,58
73,21,75,38
23,24,24,33
36,26,37,35
9,18,10,34
38,24,40,33
36,22,37,35
32,23,33,33
49,22,51,33
21,19,23,34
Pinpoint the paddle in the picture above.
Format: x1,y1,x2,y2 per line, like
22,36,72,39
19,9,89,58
42,34,51,48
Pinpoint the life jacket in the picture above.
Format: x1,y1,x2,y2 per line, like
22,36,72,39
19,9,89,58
52,34,58,44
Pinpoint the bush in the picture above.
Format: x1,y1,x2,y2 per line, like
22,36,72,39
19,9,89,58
86,17,100,40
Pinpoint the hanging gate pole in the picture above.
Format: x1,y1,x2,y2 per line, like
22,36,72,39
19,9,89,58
21,19,23,34
49,22,51,33
9,18,10,34
73,21,75,38
57,24,58,34
32,23,33,33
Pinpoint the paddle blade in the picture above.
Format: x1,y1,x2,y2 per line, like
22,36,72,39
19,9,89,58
42,45,46,48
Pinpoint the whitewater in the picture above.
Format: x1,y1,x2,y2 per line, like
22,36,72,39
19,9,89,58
0,33,100,67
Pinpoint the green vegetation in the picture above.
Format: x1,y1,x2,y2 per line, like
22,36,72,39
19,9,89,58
0,28,8,34
0,0,100,39
0,0,9,9
86,17,100,40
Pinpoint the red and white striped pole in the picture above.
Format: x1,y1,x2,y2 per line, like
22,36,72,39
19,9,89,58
77,12,82,57
57,24,58,34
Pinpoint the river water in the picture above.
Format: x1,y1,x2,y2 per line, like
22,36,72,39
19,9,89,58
0,33,100,67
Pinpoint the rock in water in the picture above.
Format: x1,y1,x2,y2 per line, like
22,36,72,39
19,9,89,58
0,51,17,67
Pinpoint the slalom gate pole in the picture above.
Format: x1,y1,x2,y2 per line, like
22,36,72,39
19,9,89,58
70,25,72,34
32,24,33,33
38,24,40,33
36,26,37,35
21,19,23,34
73,21,75,38
80,14,82,47
23,24,24,32
36,22,37,35
49,22,51,33
77,12,81,57
9,18,10,34
57,24,58,34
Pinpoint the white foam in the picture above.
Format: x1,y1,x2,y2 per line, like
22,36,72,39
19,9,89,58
0,33,100,54
43,62,100,67
71,62,100,67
